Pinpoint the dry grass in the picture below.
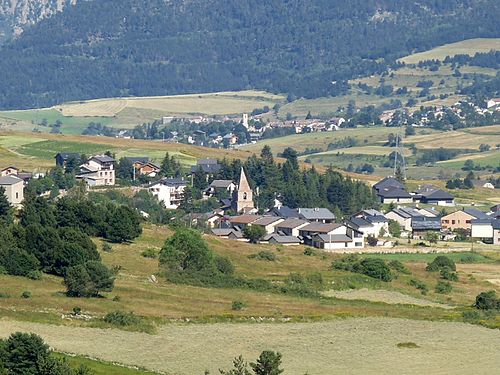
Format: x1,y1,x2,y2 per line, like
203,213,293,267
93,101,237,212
399,38,500,64
0,318,499,375
57,91,283,117
406,129,500,150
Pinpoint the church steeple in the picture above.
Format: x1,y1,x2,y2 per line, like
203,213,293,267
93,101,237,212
232,167,254,213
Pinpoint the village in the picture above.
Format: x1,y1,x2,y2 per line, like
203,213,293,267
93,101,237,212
1,153,499,251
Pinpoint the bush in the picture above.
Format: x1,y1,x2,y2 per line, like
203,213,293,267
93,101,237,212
72,306,82,315
474,291,500,310
249,251,276,262
435,281,452,294
0,292,11,298
215,256,235,275
231,300,246,311
388,260,410,274
396,342,420,349
64,261,115,297
440,267,458,281
27,270,42,280
104,310,141,326
21,291,32,299
462,310,480,321
367,235,378,247
141,248,158,259
409,279,428,295
303,247,316,256
359,258,393,282
426,256,456,272
243,225,266,243
102,242,113,253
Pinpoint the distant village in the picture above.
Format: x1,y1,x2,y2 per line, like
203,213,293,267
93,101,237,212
2,154,499,250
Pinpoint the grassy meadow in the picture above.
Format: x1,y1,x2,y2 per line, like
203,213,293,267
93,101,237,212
399,38,500,64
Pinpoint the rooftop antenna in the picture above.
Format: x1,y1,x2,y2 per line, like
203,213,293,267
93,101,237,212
393,124,407,180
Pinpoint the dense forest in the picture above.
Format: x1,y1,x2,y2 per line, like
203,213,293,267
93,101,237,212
0,0,498,108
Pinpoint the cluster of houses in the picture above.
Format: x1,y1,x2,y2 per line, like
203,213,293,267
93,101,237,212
373,177,454,206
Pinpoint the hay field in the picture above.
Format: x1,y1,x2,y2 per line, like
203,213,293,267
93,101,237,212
314,145,412,157
407,129,500,150
399,38,500,64
57,91,284,117
0,318,499,375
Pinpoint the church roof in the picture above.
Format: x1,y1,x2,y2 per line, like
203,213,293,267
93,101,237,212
238,167,251,192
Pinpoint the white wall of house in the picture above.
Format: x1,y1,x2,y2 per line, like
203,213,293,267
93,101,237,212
1,180,24,206
385,212,412,231
381,197,413,204
275,223,309,237
471,223,493,238
149,183,186,209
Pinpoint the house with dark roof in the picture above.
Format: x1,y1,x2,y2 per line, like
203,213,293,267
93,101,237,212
297,208,335,223
264,234,301,246
471,218,500,245
270,206,301,219
205,180,236,198
76,155,116,186
274,218,309,236
352,209,389,237
251,216,285,234
441,208,489,231
310,226,364,250
190,159,221,174
55,152,81,167
373,177,404,193
0,166,19,177
148,178,187,209
386,207,424,231
411,217,442,239
412,185,454,206
376,186,413,204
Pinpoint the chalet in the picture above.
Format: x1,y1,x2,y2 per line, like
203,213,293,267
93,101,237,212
345,216,386,238
411,217,441,239
274,218,309,237
412,185,454,206
229,215,261,230
206,180,236,198
486,98,500,109
441,208,489,231
136,161,161,178
271,206,301,219
149,178,187,209
376,186,413,204
386,207,424,231
0,166,19,177
76,155,116,186
251,216,285,234
352,209,389,236
297,208,335,223
190,159,221,175
267,235,301,246
373,177,404,193
211,228,243,240
310,223,364,250
0,175,24,207
222,133,238,147
55,152,81,167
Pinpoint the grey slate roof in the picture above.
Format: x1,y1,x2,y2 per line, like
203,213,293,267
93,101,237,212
210,180,234,188
252,216,283,226
377,186,412,199
298,208,335,221
411,217,441,230
91,155,115,163
271,206,300,219
268,235,301,244
391,207,423,219
191,159,221,174
347,217,373,229
301,222,343,233
365,215,388,223
0,175,23,185
463,208,489,220
373,177,404,192
275,218,309,229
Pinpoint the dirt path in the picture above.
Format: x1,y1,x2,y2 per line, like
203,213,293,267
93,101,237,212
323,289,455,309
0,318,499,374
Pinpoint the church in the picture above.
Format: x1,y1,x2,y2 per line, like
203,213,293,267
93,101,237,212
231,167,255,213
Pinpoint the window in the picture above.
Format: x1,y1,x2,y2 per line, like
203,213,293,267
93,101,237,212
355,242,362,247
344,243,348,247
15,192,19,199
243,192,247,200
452,220,456,224
466,220,471,224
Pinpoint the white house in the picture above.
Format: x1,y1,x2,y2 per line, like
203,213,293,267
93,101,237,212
76,155,116,186
149,178,187,209
251,216,285,234
486,98,500,109
274,218,310,237
310,225,364,250
0,175,24,207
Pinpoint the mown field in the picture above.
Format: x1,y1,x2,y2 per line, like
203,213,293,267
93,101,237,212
399,38,500,64
0,132,255,171
0,91,284,135
1,317,499,375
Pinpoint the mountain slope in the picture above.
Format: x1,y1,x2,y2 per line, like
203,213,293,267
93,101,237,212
0,0,79,41
0,0,499,109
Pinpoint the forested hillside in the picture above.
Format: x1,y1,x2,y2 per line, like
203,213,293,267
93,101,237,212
0,0,499,109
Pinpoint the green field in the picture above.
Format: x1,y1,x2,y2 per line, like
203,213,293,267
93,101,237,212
361,252,493,263
56,354,159,375
399,38,500,64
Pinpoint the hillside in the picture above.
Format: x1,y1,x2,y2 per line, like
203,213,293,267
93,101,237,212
0,0,499,109
0,0,79,41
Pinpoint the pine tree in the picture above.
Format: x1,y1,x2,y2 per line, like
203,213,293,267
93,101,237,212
0,186,11,219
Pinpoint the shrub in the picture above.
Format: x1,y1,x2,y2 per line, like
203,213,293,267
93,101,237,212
231,300,246,311
72,306,82,315
440,267,458,281
359,258,393,282
104,310,141,326
27,270,42,280
215,256,235,275
0,292,11,298
64,261,115,297
409,279,428,295
396,342,420,349
426,256,456,272
388,260,410,274
462,310,480,321
367,235,378,247
249,251,276,262
435,281,452,294
21,291,32,299
474,291,500,310
102,242,113,253
303,247,316,256
141,248,158,259
243,225,266,243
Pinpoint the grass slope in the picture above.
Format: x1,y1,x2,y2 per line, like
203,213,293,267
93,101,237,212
399,38,500,64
